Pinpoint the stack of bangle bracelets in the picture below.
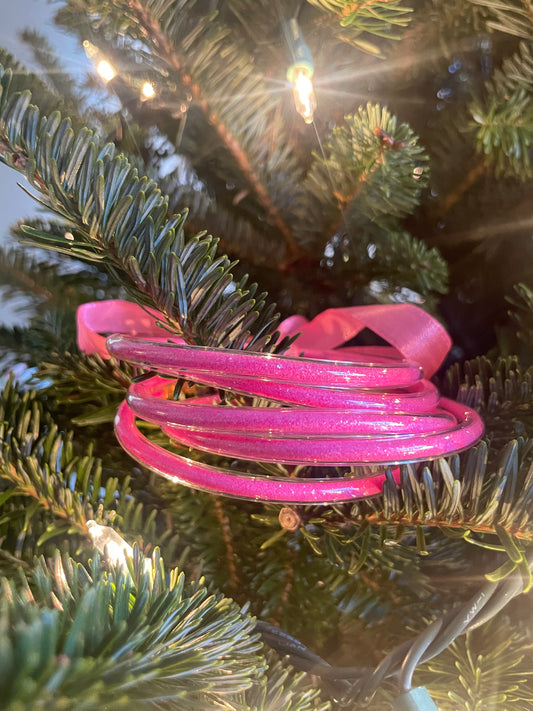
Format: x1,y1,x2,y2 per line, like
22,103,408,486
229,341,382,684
77,300,484,504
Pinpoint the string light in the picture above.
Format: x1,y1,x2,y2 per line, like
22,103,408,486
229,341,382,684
96,59,116,83
83,40,117,83
87,520,133,570
291,69,316,124
285,18,317,124
141,81,156,99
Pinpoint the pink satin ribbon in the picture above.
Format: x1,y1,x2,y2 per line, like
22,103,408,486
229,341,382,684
77,300,483,504
77,300,172,358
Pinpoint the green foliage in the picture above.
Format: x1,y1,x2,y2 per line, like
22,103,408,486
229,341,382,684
244,656,331,711
36,350,134,424
307,0,413,56
274,438,533,580
470,88,533,179
418,617,533,709
47,0,449,312
323,226,448,306
507,282,533,347
0,377,125,561
428,0,492,41
57,0,306,257
467,8,533,181
470,0,533,39
0,64,291,352
491,40,533,94
0,547,263,710
0,244,124,366
302,103,429,251
443,355,533,427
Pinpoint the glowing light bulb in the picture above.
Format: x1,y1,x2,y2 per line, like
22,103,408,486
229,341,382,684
284,18,317,125
292,69,316,124
87,520,132,569
141,82,156,99
97,59,116,83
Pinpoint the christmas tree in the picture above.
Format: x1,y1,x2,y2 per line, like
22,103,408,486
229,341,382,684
0,1,533,708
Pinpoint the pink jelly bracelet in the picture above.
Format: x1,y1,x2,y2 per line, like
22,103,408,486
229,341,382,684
77,299,484,503
162,398,483,466
127,376,455,435
106,336,424,388
108,334,440,410
107,335,438,412
114,399,482,503
114,399,401,503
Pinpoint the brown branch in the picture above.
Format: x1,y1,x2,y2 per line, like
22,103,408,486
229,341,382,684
212,496,240,596
319,148,384,249
125,0,299,262
275,545,296,622
437,159,487,218
363,513,533,541
0,254,53,301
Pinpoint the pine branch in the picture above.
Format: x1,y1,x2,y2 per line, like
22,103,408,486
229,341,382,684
507,282,533,346
243,655,332,711
492,39,533,93
0,64,291,352
0,376,185,573
0,248,55,301
300,453,505,565
0,244,120,308
63,0,304,261
324,226,448,304
442,355,532,419
270,442,533,577
465,39,533,181
0,547,264,709
300,103,429,252
261,356,533,575
307,0,413,56
0,244,127,367
417,617,533,709
49,0,456,307
0,378,127,548
469,0,533,40
468,36,533,182
470,87,533,179
0,311,79,368
427,0,493,43
0,377,129,520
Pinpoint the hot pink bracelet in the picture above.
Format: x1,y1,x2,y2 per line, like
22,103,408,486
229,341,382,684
107,335,438,410
77,300,484,504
